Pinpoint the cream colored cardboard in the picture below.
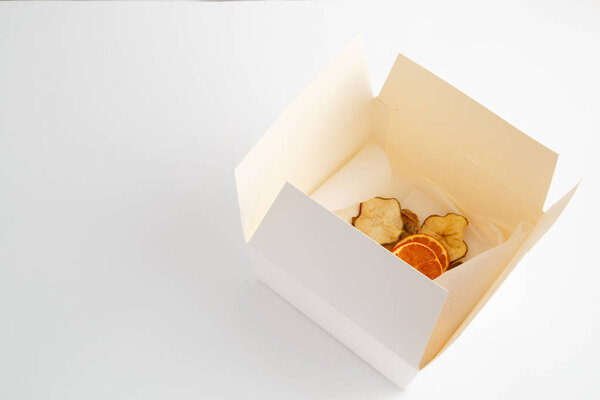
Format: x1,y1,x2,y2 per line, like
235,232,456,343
311,142,391,212
373,54,571,368
423,183,579,366
235,37,372,242
248,182,447,385
384,110,543,237
235,36,577,388
420,221,533,366
379,54,558,214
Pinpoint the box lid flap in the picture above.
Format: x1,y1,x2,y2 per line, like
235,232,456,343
249,182,448,369
520,181,579,253
421,181,579,367
378,54,558,211
235,37,373,242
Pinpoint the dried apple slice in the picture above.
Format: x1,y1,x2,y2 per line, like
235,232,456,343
352,197,403,245
448,260,463,270
382,242,398,251
420,213,468,262
401,208,419,235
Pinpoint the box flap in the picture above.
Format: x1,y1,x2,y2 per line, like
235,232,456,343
384,109,543,236
421,182,579,367
249,182,448,369
378,54,558,212
520,181,579,253
235,36,373,242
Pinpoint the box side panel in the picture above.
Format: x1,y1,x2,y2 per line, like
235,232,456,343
421,183,578,367
235,37,373,242
249,182,448,369
520,182,579,254
385,110,543,237
378,54,558,211
420,220,532,367
248,246,417,388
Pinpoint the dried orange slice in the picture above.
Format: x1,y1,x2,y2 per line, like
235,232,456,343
393,234,450,270
392,234,450,279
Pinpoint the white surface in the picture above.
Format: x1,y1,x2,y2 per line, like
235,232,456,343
0,1,599,399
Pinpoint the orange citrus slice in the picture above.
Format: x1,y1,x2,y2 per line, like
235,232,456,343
392,234,450,270
392,234,450,279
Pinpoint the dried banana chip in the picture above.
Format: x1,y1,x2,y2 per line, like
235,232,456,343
420,213,468,262
352,197,403,245
401,208,420,235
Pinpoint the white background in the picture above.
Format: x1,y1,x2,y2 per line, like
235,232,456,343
1,1,599,399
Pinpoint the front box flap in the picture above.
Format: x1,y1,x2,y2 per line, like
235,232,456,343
235,36,373,242
249,182,448,369
378,54,558,212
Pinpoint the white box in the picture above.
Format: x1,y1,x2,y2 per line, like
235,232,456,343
234,37,577,388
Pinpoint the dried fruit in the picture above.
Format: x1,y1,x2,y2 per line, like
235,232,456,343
420,213,468,262
392,234,449,271
392,234,449,279
352,197,403,245
382,242,398,251
401,208,420,235
448,260,463,270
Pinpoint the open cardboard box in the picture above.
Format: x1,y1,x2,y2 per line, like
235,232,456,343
234,37,578,388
